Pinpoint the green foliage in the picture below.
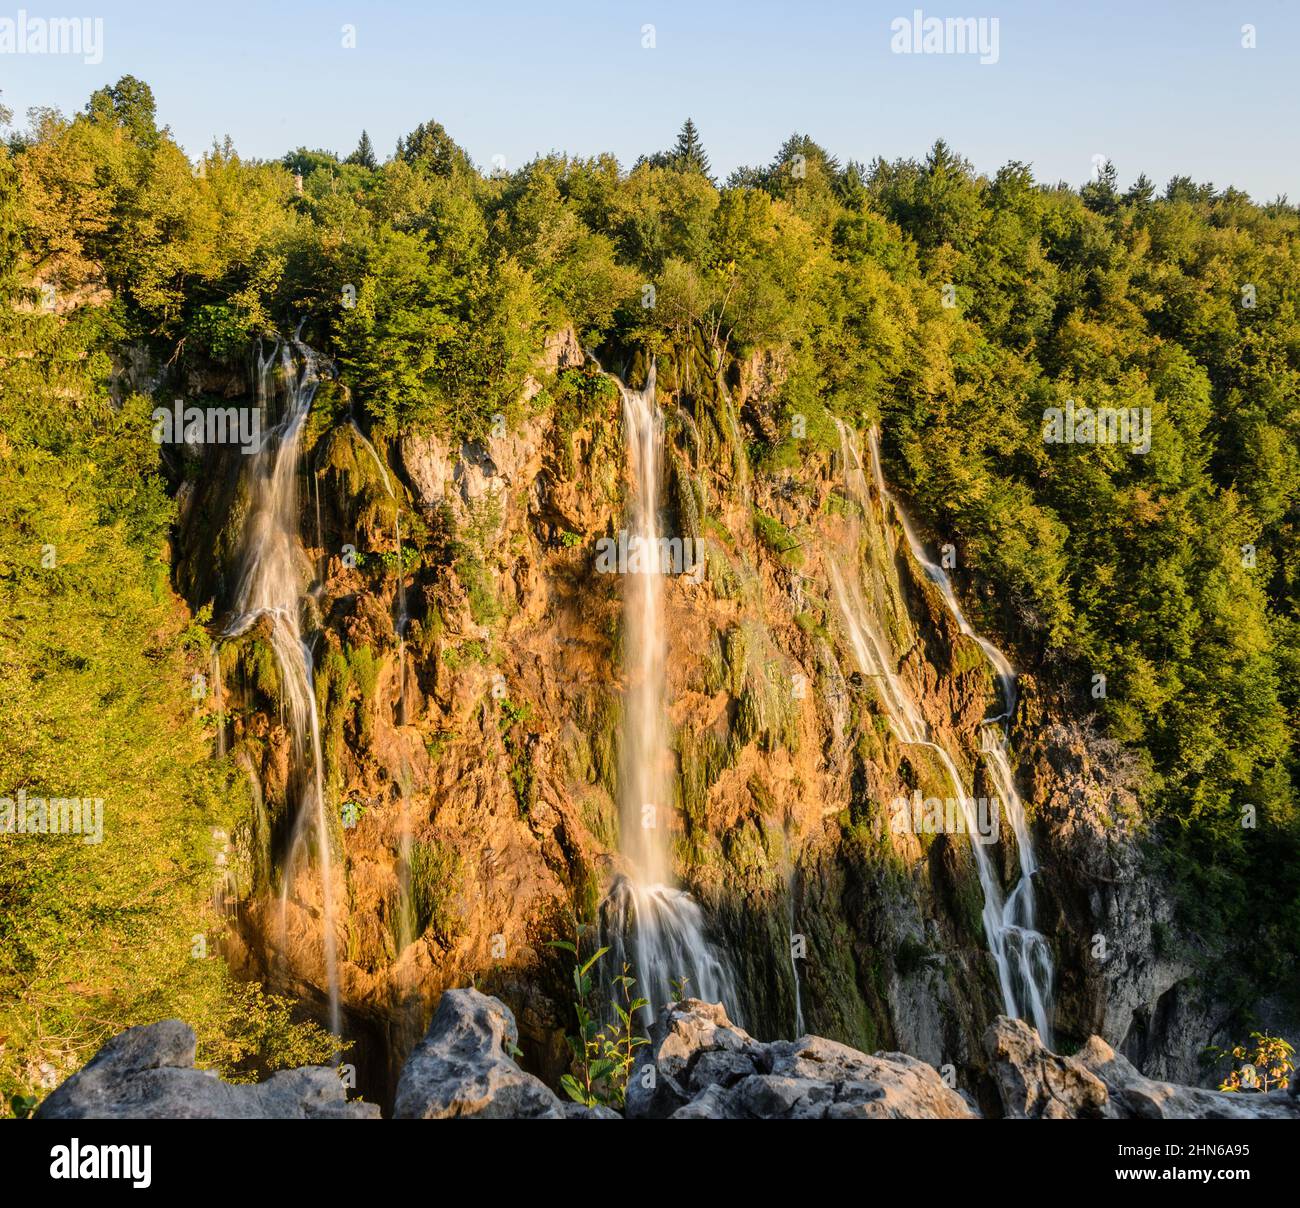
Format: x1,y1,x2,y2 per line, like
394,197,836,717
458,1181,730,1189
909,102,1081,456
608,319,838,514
391,838,464,953
0,229,337,1109
198,980,346,1082
499,696,536,814
5,76,1300,1043
1213,1032,1294,1093
549,920,649,1111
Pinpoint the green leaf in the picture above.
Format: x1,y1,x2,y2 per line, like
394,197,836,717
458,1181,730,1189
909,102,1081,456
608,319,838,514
559,1074,593,1107
579,946,610,978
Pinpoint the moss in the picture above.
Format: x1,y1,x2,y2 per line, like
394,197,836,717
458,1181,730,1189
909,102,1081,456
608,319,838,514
222,633,282,710
723,625,750,698
951,848,987,943
704,544,743,600
498,697,536,816
697,382,750,487
313,644,353,792
671,454,703,544
316,423,400,540
952,635,992,678
348,644,380,747
588,693,621,801
752,506,805,569
722,813,775,885
676,725,734,830
452,493,504,629
734,662,800,758
394,840,465,949
701,630,727,695
795,610,831,642
894,935,934,977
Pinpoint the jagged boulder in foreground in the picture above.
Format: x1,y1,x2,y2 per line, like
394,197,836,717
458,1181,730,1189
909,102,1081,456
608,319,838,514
33,1020,379,1120
986,1016,1300,1120
394,988,618,1119
629,998,980,1120
38,997,1299,1119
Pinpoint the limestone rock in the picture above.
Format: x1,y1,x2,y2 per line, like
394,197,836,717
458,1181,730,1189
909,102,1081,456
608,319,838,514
986,1015,1300,1120
1077,1034,1300,1120
986,1016,1112,1119
393,988,572,1119
34,1020,377,1120
634,1000,978,1120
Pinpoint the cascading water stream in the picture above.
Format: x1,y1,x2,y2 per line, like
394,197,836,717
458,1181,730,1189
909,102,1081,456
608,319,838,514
602,364,739,1022
832,420,1054,1045
787,868,805,1038
222,339,341,1037
863,426,1054,1043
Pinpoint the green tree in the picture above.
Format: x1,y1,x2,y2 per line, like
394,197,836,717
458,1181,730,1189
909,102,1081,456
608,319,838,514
347,129,377,169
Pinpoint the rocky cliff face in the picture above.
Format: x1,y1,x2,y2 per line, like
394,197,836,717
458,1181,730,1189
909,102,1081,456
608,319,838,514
160,329,1274,1105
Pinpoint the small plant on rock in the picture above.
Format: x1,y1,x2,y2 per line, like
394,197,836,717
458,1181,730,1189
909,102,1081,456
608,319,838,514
548,920,649,1111
1214,1032,1294,1093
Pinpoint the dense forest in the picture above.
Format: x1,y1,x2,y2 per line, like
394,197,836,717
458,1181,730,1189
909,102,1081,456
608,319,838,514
1,76,1297,1110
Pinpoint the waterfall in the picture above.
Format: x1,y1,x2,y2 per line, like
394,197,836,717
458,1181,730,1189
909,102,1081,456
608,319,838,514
222,339,341,1037
832,420,1054,1045
788,870,805,1038
602,364,739,1022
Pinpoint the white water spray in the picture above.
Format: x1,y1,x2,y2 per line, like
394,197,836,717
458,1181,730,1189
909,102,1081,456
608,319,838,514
604,365,739,1021
833,420,1053,1045
223,340,341,1037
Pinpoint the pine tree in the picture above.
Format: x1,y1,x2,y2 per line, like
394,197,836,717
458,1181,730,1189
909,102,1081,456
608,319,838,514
347,129,378,169
671,118,711,177
395,119,472,177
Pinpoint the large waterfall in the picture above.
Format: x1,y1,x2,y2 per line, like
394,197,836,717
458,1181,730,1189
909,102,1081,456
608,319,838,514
222,340,341,1037
602,365,739,1022
832,420,1054,1045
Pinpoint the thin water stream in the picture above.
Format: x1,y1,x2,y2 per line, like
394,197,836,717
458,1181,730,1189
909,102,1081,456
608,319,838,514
833,420,1054,1044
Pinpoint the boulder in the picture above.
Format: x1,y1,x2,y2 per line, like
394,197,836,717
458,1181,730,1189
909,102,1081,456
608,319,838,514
985,1015,1300,1120
986,1016,1112,1119
630,999,978,1120
1077,1034,1300,1120
393,988,610,1119
34,1020,377,1120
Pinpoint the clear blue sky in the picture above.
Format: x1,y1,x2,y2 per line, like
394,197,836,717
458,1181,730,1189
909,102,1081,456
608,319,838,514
2,0,1296,199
